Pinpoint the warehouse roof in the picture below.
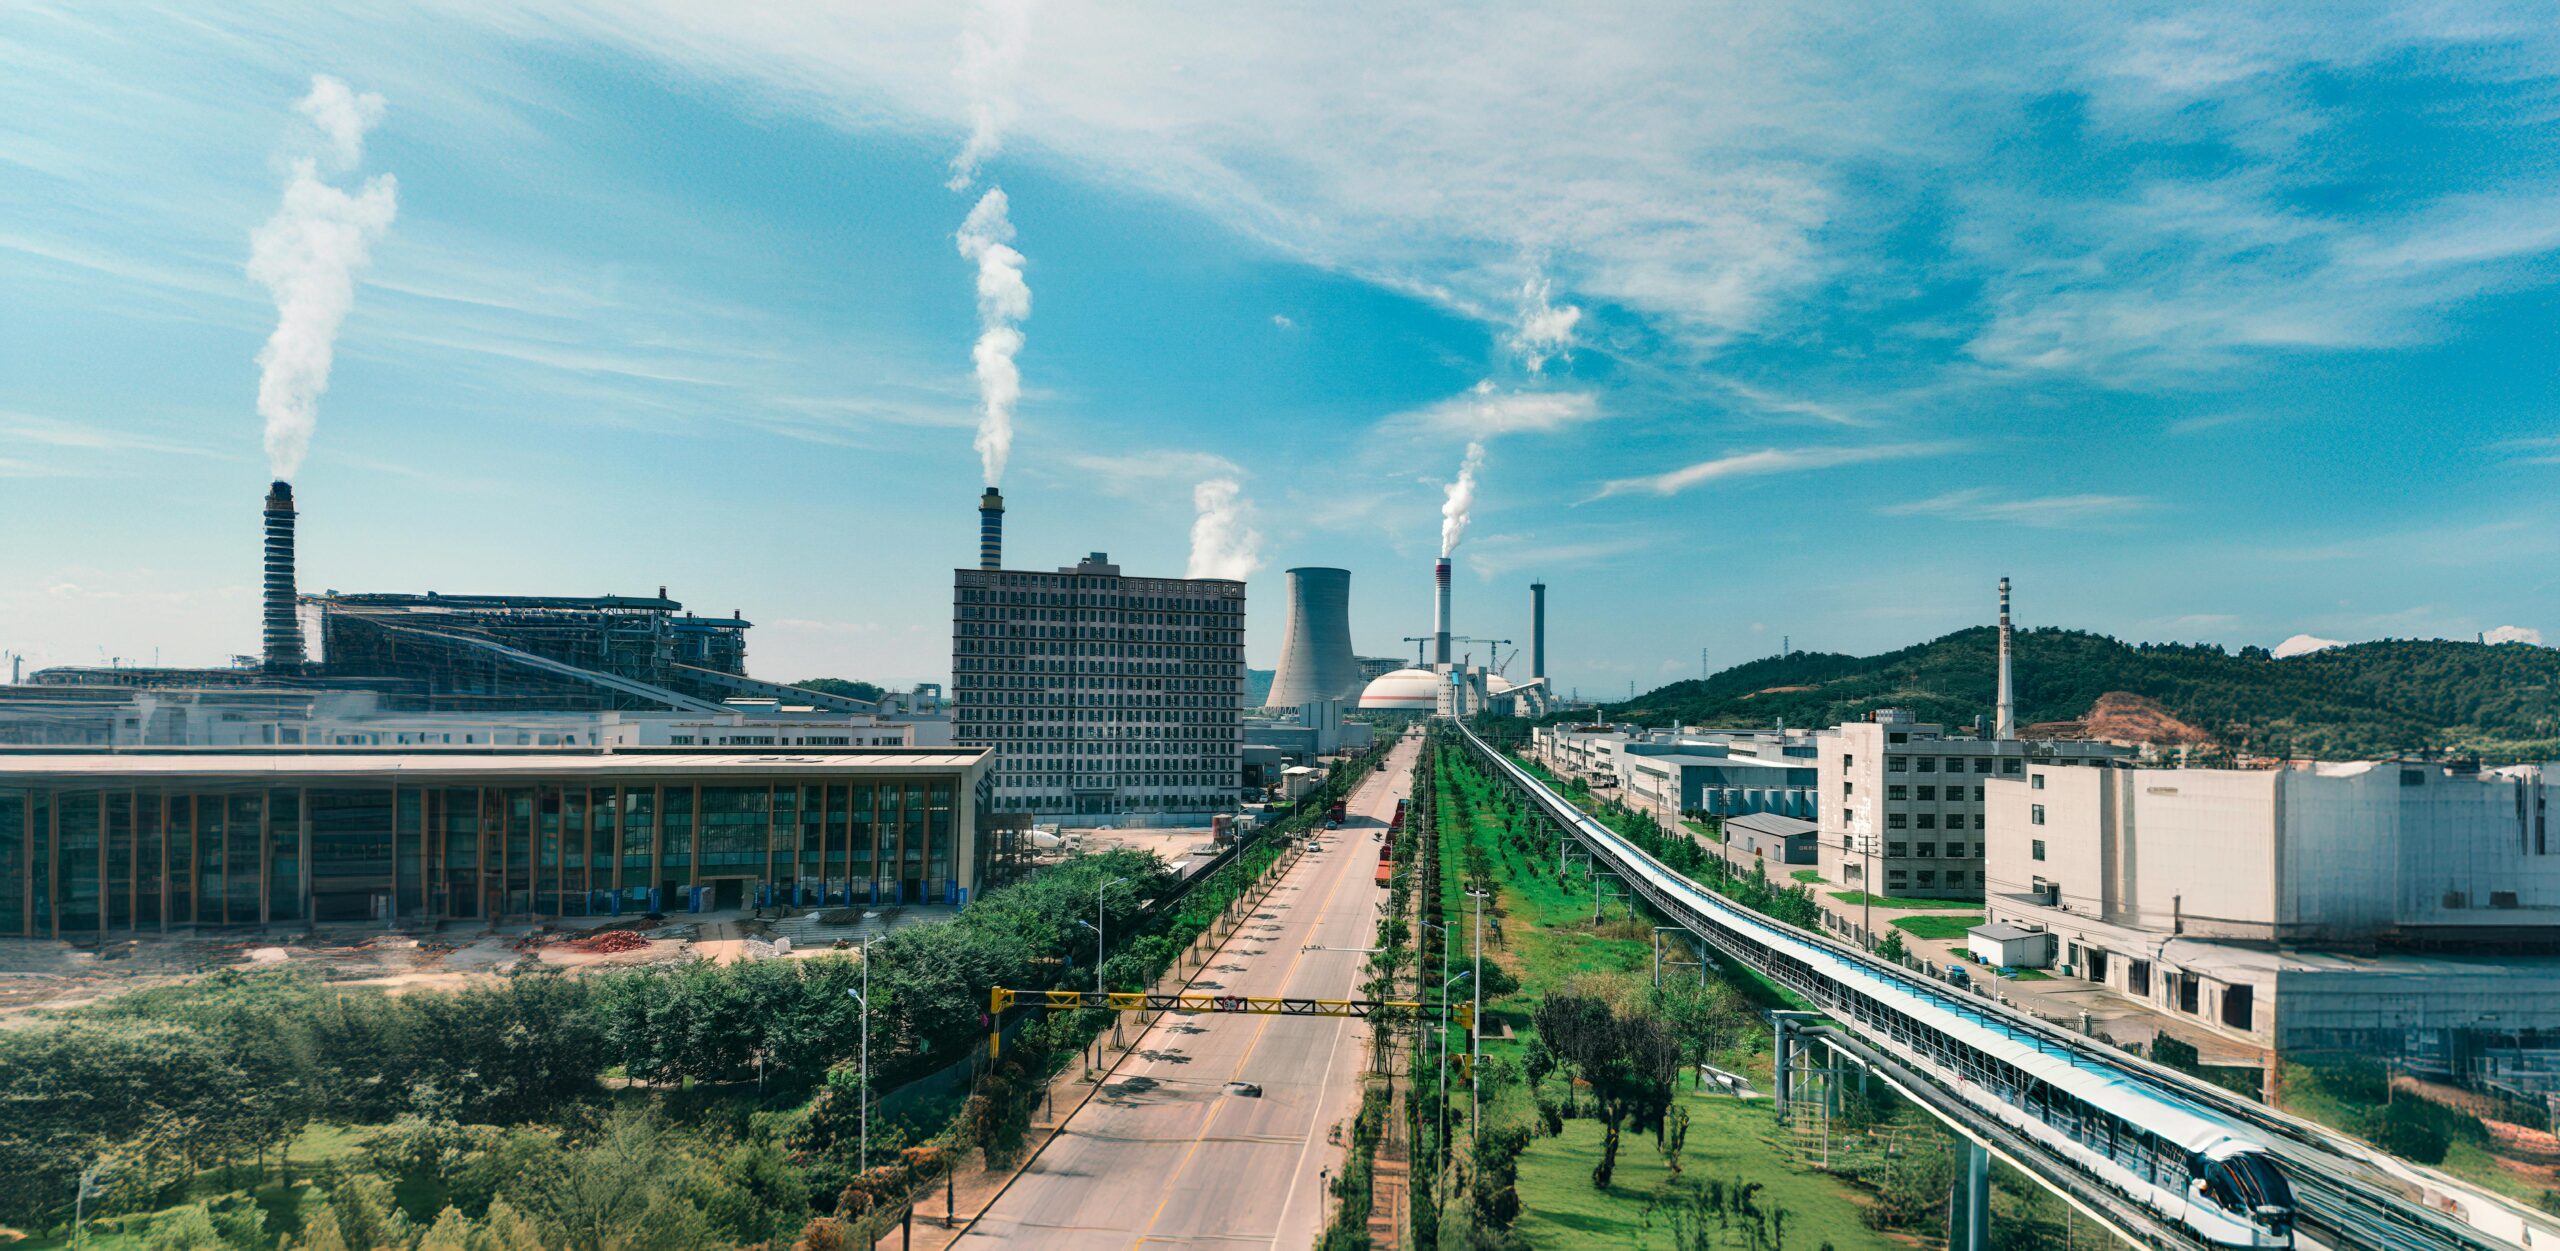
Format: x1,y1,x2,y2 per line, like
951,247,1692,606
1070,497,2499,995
0,747,989,782
1725,811,1817,839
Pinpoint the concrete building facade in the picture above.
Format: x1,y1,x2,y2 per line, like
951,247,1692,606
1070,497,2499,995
1817,709,2133,901
953,552,1245,818
1977,759,2560,1049
0,746,995,937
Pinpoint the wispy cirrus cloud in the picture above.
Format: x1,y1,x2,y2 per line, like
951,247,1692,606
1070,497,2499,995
1060,449,1243,498
1593,442,1956,499
1882,488,2150,528
1381,382,1600,440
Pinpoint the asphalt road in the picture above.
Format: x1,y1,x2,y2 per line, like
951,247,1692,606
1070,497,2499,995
956,732,1420,1250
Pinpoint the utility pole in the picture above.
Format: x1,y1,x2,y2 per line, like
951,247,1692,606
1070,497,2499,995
1700,647,1709,682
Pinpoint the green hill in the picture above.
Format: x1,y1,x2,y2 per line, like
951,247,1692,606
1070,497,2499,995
1566,630,2560,762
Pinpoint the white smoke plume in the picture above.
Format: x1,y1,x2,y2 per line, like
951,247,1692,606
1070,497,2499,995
1508,275,1582,374
1440,441,1487,557
956,187,1030,485
948,0,1033,191
248,75,396,480
1186,477,1262,580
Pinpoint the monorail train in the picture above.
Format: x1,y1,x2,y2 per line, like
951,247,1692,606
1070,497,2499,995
1461,726,2297,1249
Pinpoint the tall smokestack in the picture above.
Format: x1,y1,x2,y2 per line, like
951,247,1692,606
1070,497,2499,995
978,487,1005,570
263,480,306,673
1995,575,2015,740
1433,559,1452,667
1531,580,1547,680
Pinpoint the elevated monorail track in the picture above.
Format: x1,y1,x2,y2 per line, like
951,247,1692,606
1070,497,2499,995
1453,722,2542,1251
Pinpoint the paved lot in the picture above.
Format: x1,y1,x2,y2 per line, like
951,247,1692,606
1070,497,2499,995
956,733,1419,1250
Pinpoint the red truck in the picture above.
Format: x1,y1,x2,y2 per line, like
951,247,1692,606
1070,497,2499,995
1374,859,1392,888
1326,801,1346,828
1389,798,1407,833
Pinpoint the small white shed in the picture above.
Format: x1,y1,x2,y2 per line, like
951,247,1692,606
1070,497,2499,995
1968,921,2056,969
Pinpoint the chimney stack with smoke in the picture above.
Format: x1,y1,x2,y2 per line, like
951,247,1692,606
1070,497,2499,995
978,487,1005,570
1531,580,1547,680
263,480,306,673
1995,575,2016,740
1433,559,1453,667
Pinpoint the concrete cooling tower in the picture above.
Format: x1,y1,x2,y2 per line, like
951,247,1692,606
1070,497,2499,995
1265,567,1359,709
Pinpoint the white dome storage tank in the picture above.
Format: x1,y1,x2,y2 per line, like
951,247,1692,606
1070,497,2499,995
1358,667,1441,712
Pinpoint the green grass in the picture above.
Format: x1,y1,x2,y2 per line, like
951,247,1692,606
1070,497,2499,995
1828,890,1979,911
1512,1092,1895,1249
1434,744,1890,1244
1790,869,1825,884
1887,914,1985,941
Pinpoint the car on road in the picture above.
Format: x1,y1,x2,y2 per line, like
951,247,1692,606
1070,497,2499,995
1226,1081,1263,1097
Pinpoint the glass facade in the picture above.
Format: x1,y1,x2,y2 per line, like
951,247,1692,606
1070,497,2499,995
0,759,985,937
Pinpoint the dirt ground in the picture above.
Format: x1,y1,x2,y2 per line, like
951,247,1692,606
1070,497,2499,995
0,905,917,1020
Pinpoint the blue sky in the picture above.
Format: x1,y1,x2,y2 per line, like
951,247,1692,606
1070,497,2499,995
3,2,2556,697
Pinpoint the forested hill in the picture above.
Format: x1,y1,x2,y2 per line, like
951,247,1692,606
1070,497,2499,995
1573,629,2560,762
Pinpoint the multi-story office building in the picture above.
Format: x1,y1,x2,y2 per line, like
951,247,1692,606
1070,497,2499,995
1817,709,2132,901
0,745,995,937
953,545,1245,819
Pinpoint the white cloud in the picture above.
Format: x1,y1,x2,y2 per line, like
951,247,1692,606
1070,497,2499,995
2483,625,2544,646
1270,313,1296,330
1595,441,1956,499
2272,633,2345,658
1061,449,1243,498
1507,275,1581,373
947,0,1033,190
1384,381,1601,439
1883,488,2149,528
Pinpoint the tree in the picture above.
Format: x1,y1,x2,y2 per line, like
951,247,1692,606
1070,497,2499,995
1532,991,1681,1188
1875,930,1907,963
792,678,887,703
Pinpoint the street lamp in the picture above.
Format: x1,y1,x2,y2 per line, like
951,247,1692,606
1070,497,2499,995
1464,887,1491,1129
1095,875,1131,991
845,933,873,1173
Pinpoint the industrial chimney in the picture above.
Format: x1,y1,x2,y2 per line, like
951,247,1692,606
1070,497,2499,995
1433,559,1452,667
1267,567,1357,709
262,480,306,673
1530,580,1547,680
978,487,1005,571
1994,575,2016,740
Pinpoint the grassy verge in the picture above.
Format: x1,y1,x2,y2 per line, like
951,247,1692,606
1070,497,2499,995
1828,891,1979,911
1790,869,1825,884
1887,914,1985,941
1432,738,1914,1249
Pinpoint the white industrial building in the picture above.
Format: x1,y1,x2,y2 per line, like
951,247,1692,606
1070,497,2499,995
1980,758,2560,1049
1530,723,1824,821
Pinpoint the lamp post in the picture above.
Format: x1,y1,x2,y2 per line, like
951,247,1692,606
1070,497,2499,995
845,933,872,1173
1095,875,1131,991
1465,887,1490,1129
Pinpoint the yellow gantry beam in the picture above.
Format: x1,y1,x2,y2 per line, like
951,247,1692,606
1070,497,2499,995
987,988,1475,1057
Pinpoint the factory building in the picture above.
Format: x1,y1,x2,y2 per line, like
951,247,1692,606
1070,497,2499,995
1818,709,2133,900
1532,724,1821,819
952,491,1245,819
1978,758,2560,1049
0,686,943,750
0,745,994,937
1817,580,2134,901
1355,566,1550,717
